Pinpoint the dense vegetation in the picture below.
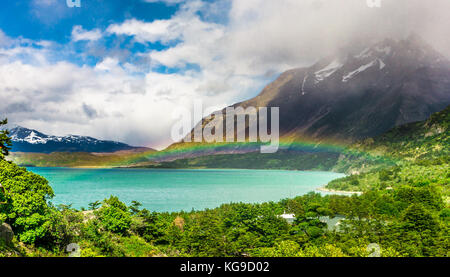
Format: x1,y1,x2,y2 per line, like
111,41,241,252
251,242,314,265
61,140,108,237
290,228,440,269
328,106,450,193
351,105,449,161
1,106,449,257
1,181,448,257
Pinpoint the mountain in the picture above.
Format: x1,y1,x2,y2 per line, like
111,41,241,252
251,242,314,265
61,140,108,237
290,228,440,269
9,126,150,153
139,105,450,175
244,35,450,141
179,35,450,150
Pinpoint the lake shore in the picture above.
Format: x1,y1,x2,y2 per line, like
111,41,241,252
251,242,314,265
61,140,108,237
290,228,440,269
316,186,363,195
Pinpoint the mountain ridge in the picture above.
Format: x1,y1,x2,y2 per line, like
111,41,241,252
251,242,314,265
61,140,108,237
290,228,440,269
8,126,153,153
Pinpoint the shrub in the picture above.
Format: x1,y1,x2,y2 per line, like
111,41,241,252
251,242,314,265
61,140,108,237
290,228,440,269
96,196,132,234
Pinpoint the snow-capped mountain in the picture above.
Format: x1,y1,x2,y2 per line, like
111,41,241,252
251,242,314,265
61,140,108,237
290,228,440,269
183,35,450,146
9,126,147,153
304,35,447,90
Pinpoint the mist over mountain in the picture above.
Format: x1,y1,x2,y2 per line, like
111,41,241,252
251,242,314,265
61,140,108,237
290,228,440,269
186,35,450,146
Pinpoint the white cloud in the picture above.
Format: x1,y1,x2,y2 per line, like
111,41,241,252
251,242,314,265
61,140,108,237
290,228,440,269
95,57,120,72
107,18,179,44
0,38,255,149
71,26,102,42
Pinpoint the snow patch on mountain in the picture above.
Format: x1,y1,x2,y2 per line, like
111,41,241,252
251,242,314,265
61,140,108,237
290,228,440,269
378,59,386,70
23,131,49,144
314,59,343,83
11,127,59,145
342,60,377,82
301,74,308,95
355,47,371,59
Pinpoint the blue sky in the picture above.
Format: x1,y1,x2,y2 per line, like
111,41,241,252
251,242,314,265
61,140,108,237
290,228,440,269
0,1,177,41
0,0,448,149
0,1,195,68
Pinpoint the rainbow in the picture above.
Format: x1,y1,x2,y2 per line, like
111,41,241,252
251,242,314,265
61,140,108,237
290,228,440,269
114,137,395,166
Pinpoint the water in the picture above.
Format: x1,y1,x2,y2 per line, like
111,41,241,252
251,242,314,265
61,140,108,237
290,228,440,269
27,168,345,212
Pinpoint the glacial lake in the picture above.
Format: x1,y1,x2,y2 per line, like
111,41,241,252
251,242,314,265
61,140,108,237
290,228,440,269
27,168,345,212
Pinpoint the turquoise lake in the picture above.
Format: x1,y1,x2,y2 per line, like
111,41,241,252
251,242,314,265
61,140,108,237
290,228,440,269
27,168,345,212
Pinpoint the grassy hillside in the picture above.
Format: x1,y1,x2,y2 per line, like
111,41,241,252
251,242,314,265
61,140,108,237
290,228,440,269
8,149,156,168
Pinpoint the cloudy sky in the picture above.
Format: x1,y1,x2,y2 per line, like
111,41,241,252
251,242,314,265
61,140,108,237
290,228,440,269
1,0,449,149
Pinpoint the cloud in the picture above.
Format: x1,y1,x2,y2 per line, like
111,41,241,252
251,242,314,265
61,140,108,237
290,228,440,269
82,103,98,119
107,18,180,44
0,39,245,149
113,0,450,77
71,26,102,42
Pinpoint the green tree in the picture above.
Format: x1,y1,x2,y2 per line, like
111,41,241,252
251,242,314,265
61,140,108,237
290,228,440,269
131,209,167,242
0,160,54,244
0,119,12,160
401,203,439,233
96,196,132,234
